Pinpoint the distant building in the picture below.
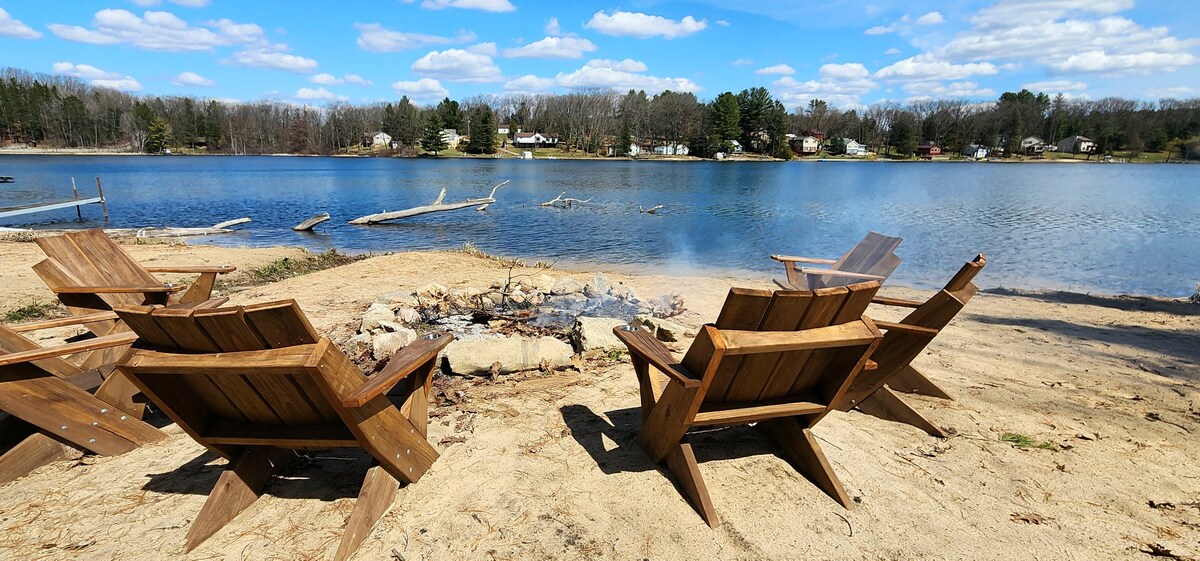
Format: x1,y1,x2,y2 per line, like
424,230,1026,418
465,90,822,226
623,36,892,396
440,129,461,147
1057,135,1096,154
513,132,559,148
916,142,942,158
653,143,690,156
843,139,869,157
790,136,821,155
363,131,393,148
961,144,989,159
1021,136,1046,155
497,124,511,135
726,139,744,153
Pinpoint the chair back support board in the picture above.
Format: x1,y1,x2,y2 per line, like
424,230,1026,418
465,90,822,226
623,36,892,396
34,228,166,311
114,300,444,560
781,231,903,290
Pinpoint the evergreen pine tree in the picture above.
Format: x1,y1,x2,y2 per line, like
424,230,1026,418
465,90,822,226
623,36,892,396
420,114,448,156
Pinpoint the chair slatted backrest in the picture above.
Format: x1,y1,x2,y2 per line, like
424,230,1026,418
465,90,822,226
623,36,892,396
34,229,162,310
815,232,903,289
115,301,340,433
840,255,986,407
682,281,881,406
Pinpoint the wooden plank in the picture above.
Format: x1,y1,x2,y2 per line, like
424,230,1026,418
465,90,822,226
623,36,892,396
0,324,83,378
664,441,718,528
720,291,812,402
201,419,358,447
144,265,237,274
243,301,320,347
613,326,698,389
306,340,438,485
0,197,103,219
8,311,120,333
692,398,826,427
0,332,138,368
341,333,452,408
185,446,292,552
334,464,401,561
717,321,878,356
0,433,81,485
713,288,773,330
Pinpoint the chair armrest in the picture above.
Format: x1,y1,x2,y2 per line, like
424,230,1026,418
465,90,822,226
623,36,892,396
797,267,886,281
144,265,237,274
0,332,138,367
719,319,881,356
613,325,700,389
53,284,185,294
340,332,453,408
873,320,939,337
871,295,924,308
770,255,838,265
9,311,120,332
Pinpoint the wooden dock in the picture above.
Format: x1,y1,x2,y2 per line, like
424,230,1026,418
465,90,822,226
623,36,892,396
0,177,107,220
0,176,13,183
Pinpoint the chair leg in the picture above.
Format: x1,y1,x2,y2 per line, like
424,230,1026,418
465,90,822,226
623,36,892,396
185,446,291,552
856,387,947,438
663,440,718,528
334,464,401,561
179,272,218,304
886,365,953,400
0,433,82,485
758,419,854,509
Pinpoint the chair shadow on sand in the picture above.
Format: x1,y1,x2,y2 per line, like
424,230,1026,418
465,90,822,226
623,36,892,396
142,448,377,502
559,404,782,475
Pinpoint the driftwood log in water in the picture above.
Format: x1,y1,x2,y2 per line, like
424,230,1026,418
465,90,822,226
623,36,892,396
349,181,508,224
639,205,664,214
538,191,592,208
113,218,252,238
293,212,331,231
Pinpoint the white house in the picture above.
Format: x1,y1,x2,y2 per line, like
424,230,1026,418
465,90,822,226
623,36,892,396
961,144,989,159
627,143,641,156
653,143,690,156
1021,136,1045,154
497,124,511,135
791,135,821,155
371,132,392,148
1056,135,1096,154
726,139,744,153
843,139,869,157
513,132,559,148
440,129,461,147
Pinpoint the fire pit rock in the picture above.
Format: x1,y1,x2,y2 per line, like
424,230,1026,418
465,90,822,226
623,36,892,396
634,314,685,342
373,328,417,359
443,335,574,376
572,316,628,352
551,277,585,296
360,302,396,332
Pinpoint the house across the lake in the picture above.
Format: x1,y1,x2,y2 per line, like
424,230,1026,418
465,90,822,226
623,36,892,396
1056,135,1096,154
843,139,869,157
1021,136,1046,155
961,144,989,160
790,135,821,155
497,124,511,135
440,129,461,148
916,142,942,159
514,132,560,148
364,131,393,149
653,143,689,156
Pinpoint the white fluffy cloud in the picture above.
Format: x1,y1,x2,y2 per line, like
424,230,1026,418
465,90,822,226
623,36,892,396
544,17,560,35
172,71,215,87
584,11,706,39
756,64,795,75
0,8,41,39
504,36,597,59
310,73,372,86
1022,79,1087,92
875,55,999,81
411,47,503,83
553,59,699,93
52,62,120,80
92,77,144,92
354,23,473,52
731,58,753,66
229,48,318,73
294,87,347,102
405,0,515,12
903,80,994,100
915,11,945,25
504,74,555,93
865,25,893,35
884,47,901,55
49,9,264,51
1051,50,1197,74
130,0,212,6
771,63,878,108
392,78,450,101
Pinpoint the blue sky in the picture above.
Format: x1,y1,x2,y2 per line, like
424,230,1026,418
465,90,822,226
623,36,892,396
1,0,1197,108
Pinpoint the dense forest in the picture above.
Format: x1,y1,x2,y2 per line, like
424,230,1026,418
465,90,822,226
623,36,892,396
2,67,1199,160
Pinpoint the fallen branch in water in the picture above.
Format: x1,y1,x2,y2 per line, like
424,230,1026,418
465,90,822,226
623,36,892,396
292,212,331,231
539,191,592,208
349,180,508,224
639,204,664,214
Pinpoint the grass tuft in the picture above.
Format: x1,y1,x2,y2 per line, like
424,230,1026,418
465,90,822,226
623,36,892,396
1001,432,1058,451
3,301,60,323
246,249,367,283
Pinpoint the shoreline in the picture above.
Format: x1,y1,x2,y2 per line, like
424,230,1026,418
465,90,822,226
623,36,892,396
0,239,1196,560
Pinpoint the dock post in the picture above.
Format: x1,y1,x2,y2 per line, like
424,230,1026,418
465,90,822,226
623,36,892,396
71,177,82,219
95,177,108,220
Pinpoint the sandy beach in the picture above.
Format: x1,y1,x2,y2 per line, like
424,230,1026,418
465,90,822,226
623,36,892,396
0,239,1196,560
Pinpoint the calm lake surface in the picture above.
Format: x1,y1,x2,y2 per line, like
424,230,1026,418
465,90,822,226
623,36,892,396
1,155,1197,297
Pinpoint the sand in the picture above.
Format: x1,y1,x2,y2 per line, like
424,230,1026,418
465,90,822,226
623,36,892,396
0,240,1196,561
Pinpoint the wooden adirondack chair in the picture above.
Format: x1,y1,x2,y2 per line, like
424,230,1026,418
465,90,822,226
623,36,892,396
834,254,987,438
0,313,166,485
612,282,884,528
114,300,452,561
772,231,903,290
33,228,236,336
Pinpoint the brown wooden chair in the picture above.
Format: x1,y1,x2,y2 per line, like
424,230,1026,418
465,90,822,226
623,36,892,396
834,254,987,438
772,231,902,290
612,282,883,528
0,314,165,485
33,228,236,336
114,300,452,561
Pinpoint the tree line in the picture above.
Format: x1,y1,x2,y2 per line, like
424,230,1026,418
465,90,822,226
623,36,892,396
3,66,1199,160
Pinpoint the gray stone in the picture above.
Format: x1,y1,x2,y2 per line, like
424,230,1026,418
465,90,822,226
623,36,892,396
534,274,556,292
610,283,636,301
343,332,372,363
372,328,417,359
572,316,627,352
394,306,421,325
550,277,585,295
443,336,574,375
360,302,395,333
634,314,685,342
416,282,448,299
583,273,611,298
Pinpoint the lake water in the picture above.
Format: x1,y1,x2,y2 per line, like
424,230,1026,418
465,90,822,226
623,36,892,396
1,155,1197,297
